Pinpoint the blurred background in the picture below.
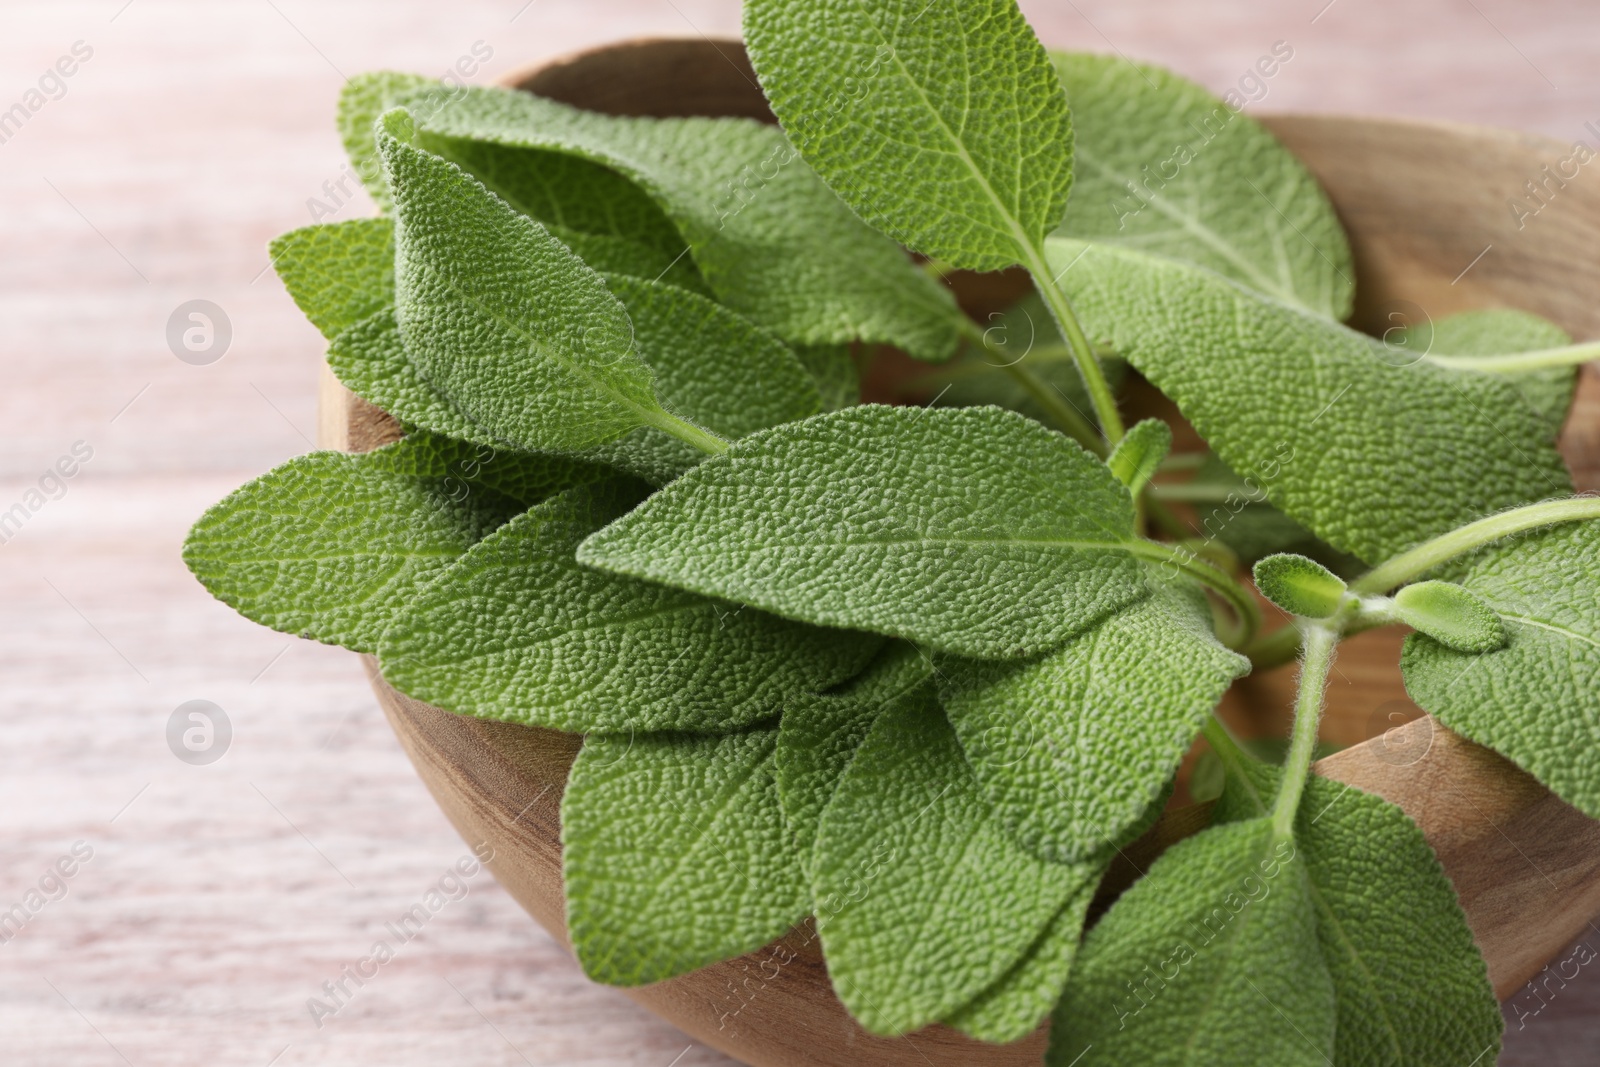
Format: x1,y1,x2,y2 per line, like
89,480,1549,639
2,1,1597,1063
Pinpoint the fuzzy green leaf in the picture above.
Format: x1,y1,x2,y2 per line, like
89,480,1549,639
400,84,962,360
937,582,1245,863
1046,238,1572,564
562,725,807,986
1107,418,1172,494
793,343,860,412
379,112,721,455
183,439,537,653
1410,308,1577,438
339,72,434,212
378,480,876,734
1253,553,1347,619
813,680,1102,1036
774,641,930,873
1394,579,1507,653
744,0,1073,273
1050,819,1334,1067
578,405,1150,659
944,886,1095,1045
419,134,709,292
1052,51,1354,319
1216,766,1503,1066
270,219,394,340
363,430,609,504
1402,519,1600,817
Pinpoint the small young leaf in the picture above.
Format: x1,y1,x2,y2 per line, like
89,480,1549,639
578,405,1149,659
774,641,929,874
270,218,394,340
379,480,877,734
183,439,532,653
380,112,685,453
562,725,807,986
338,72,435,211
1409,307,1577,438
1051,51,1354,319
1045,238,1572,564
937,582,1246,864
812,680,1102,1036
1107,418,1172,494
1050,819,1334,1067
944,883,1096,1045
1402,519,1600,817
1253,553,1347,619
400,84,963,361
744,0,1073,272
1394,580,1507,653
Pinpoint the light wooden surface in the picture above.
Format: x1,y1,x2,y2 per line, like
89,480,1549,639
5,2,1600,1064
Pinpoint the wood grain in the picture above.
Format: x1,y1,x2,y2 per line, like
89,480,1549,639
317,36,1600,1066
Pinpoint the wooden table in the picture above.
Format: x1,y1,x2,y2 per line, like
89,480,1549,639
3,2,1597,1063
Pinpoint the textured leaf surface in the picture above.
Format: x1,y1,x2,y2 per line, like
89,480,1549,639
339,72,434,211
403,85,962,360
793,343,860,412
944,884,1095,1044
1051,819,1334,1067
380,114,684,453
362,430,609,505
774,641,929,872
578,405,1149,658
270,218,394,340
1414,307,1577,438
183,440,524,653
1052,51,1353,318
1217,767,1502,1066
813,681,1101,1035
562,726,807,986
1046,238,1572,563
937,583,1246,862
379,480,875,733
1402,519,1600,817
745,0,1073,272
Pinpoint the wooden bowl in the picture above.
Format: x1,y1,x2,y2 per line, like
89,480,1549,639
316,38,1600,1067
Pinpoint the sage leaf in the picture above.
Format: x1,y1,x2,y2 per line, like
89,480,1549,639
378,112,711,454
1107,418,1172,494
378,479,876,734
774,641,930,874
1216,767,1503,1066
183,438,540,653
1050,818,1334,1067
1046,238,1572,564
577,405,1150,659
400,84,962,361
793,343,860,412
1394,579,1507,653
744,0,1072,273
270,218,394,340
944,885,1095,1045
339,72,434,212
813,679,1102,1036
562,725,807,986
1411,307,1578,438
1052,51,1354,319
936,582,1247,863
1253,553,1347,619
1402,518,1600,817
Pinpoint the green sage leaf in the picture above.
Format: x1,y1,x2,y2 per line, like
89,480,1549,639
270,218,394,340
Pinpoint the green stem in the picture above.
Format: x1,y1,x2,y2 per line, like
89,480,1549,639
1425,340,1600,373
957,318,1106,455
1148,483,1254,505
1019,242,1127,446
1130,541,1262,649
1272,623,1338,838
1351,496,1600,594
643,409,729,455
